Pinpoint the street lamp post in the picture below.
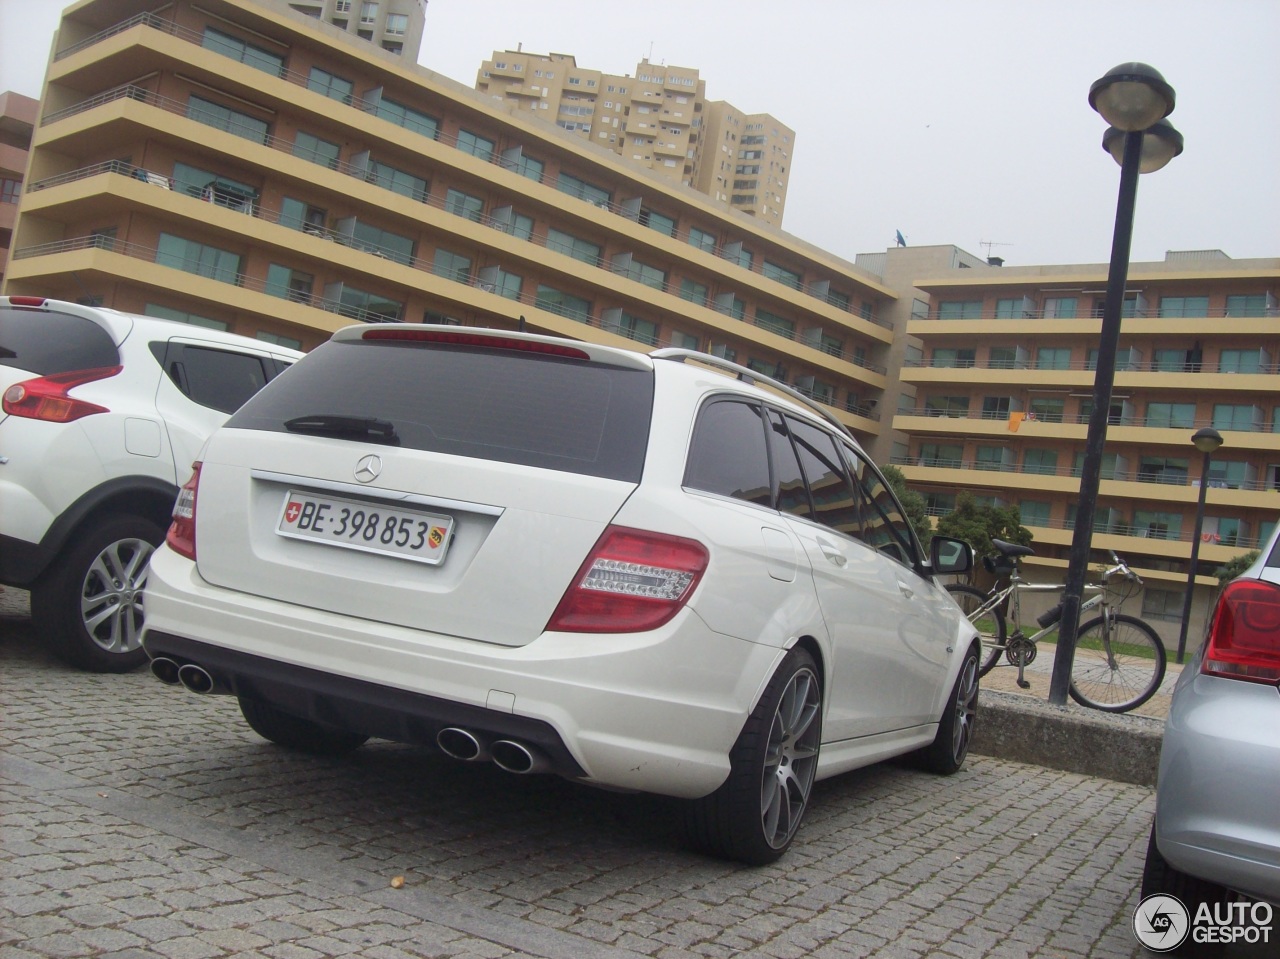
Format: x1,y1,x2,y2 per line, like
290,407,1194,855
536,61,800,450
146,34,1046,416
1048,64,1185,706
1177,427,1224,663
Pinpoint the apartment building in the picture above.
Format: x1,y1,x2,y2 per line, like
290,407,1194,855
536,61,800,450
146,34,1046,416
475,51,793,227
6,0,892,438
886,244,1280,637
0,91,39,285
266,0,425,58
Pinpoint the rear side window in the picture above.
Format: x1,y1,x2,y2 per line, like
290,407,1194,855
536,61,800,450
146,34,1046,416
684,399,771,506
153,342,273,414
226,339,653,481
784,415,863,538
0,308,119,374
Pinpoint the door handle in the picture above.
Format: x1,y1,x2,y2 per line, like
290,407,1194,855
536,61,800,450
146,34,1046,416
821,546,847,567
898,582,915,599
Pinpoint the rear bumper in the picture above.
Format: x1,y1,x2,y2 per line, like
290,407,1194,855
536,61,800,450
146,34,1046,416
1155,672,1280,903
141,545,785,799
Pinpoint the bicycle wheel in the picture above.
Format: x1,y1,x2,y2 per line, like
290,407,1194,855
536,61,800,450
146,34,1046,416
945,584,1006,677
1069,613,1167,713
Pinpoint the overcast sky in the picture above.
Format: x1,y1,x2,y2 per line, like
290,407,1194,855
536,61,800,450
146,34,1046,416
3,0,1276,268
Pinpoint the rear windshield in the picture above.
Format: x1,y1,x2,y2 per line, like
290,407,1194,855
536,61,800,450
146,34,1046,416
226,338,654,481
0,307,119,374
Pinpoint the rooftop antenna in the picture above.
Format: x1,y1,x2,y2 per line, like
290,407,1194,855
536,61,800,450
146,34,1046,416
980,240,1013,259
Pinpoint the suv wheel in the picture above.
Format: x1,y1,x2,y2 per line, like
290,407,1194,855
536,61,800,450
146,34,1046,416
914,644,980,775
682,647,822,865
239,697,370,755
33,515,164,673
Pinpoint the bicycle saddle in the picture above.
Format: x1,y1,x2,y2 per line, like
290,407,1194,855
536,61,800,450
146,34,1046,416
991,539,1036,559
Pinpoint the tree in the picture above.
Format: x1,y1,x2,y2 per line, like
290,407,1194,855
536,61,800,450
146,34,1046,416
1214,550,1259,585
933,491,1032,563
881,464,933,549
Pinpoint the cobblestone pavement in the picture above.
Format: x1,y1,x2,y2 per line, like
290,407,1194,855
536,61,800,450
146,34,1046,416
0,599,1179,959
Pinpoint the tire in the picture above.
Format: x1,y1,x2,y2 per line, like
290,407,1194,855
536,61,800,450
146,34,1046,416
239,697,369,755
32,514,165,672
681,647,822,865
1068,613,1166,713
1141,823,1232,956
915,643,980,775
945,584,1005,677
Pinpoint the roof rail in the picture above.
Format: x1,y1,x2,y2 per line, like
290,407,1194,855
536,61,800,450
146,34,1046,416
650,348,855,441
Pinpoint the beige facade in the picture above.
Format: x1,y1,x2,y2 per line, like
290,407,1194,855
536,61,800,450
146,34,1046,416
476,51,792,228
7,0,892,436
0,91,39,285
881,244,1280,641
267,0,425,59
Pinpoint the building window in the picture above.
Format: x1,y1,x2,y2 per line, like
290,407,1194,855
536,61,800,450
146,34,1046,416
754,308,794,339
638,208,676,237
490,269,522,300
293,131,341,169
762,261,802,290
431,248,472,283
932,348,975,368
1023,449,1058,476
513,154,544,183
1159,295,1209,317
155,233,242,284
457,130,496,162
1212,404,1260,432
1142,588,1184,621
359,2,379,25
0,177,20,203
144,303,226,330
1219,349,1264,373
307,67,354,104
265,264,315,303
186,95,268,144
1028,397,1064,423
1145,402,1196,428
556,172,611,208
679,278,709,306
1133,510,1182,540
279,197,327,233
919,443,963,468
546,228,601,265
1035,347,1072,370
1041,297,1078,318
534,285,592,323
172,163,257,210
384,13,408,35
618,260,666,291
975,446,1011,471
938,300,982,319
925,396,969,417
1138,456,1189,485
989,346,1021,369
1225,294,1269,316
331,284,403,322
444,188,484,222
367,159,428,202
201,28,284,76
350,220,414,264
373,97,439,140
981,396,1011,419
615,313,659,346
688,227,716,253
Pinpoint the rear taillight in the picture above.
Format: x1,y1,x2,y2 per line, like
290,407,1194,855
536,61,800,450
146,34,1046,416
1202,578,1280,684
2,366,122,422
166,463,202,561
545,526,709,633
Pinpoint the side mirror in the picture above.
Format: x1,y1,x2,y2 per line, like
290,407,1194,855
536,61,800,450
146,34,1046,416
930,536,973,575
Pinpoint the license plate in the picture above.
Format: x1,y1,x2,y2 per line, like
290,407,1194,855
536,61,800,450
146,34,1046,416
276,490,454,565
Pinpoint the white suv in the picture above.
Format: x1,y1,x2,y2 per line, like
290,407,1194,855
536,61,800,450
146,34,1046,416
0,296,301,671
141,324,978,863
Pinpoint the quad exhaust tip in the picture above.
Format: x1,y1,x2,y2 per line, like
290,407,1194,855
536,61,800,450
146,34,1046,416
436,727,490,762
149,656,182,685
177,663,216,694
491,739,551,775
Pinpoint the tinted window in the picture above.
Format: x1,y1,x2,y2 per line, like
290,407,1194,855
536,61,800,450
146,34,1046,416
785,415,862,538
0,308,119,375
227,340,653,482
767,410,811,519
844,447,918,567
684,399,771,506
160,344,271,414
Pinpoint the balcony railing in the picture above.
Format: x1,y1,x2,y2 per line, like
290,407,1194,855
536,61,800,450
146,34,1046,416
46,9,891,330
892,454,1279,494
905,356,1280,376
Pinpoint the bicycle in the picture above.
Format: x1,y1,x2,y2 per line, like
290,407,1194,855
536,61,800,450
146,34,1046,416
945,539,1167,713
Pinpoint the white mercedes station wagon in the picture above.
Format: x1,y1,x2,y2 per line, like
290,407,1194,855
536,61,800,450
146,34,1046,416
142,325,978,863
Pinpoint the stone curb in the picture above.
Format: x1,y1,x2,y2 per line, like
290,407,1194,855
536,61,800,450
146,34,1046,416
972,688,1165,787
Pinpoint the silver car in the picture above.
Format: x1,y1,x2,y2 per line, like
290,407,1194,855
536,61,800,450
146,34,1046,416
1143,525,1280,910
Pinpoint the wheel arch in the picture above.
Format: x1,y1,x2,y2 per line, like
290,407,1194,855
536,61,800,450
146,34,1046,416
35,476,178,580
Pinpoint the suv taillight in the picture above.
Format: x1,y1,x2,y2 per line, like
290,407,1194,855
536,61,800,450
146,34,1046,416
1202,578,1280,684
545,526,709,633
2,366,122,422
166,463,202,561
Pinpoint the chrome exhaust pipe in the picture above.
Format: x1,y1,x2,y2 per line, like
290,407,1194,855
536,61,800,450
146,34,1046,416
177,663,216,694
491,740,551,775
150,656,182,685
436,727,490,762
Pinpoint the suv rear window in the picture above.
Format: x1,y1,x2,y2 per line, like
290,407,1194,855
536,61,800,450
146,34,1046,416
226,338,654,481
0,308,119,374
